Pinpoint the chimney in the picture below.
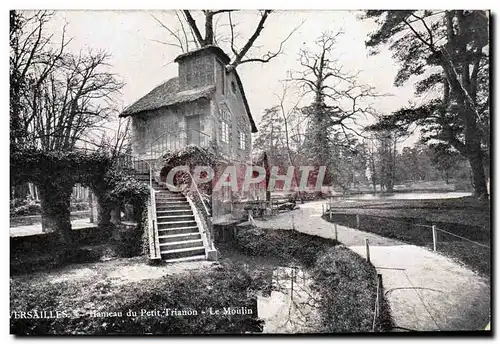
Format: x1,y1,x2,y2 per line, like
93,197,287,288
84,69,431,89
174,45,230,92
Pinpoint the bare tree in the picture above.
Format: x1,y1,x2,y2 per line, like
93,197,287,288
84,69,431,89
153,10,303,70
24,49,124,151
275,82,305,168
95,116,132,158
11,10,124,151
151,11,200,53
287,31,385,179
10,10,71,146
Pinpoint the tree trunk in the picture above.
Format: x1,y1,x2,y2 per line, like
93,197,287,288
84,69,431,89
38,184,73,250
97,198,112,226
466,138,488,198
111,206,122,225
89,192,94,223
440,13,488,199
462,106,488,198
204,11,214,46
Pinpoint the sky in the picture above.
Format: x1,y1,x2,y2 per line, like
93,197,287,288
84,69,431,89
47,10,420,146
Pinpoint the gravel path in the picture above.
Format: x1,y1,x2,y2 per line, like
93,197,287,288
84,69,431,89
254,201,491,332
10,218,95,237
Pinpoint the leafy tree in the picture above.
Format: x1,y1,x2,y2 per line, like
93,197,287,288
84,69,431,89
428,143,463,184
363,10,490,198
253,106,289,167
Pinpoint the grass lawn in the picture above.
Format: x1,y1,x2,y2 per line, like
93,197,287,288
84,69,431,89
326,196,490,229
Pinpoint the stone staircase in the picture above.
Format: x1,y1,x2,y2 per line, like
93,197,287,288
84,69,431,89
133,170,208,263
154,184,206,262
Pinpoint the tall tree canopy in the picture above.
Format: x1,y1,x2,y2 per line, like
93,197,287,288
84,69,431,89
363,10,490,198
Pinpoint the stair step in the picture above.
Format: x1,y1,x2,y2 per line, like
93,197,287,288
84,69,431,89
156,206,191,211
160,246,206,260
161,245,205,254
157,220,196,225
157,226,199,235
158,232,201,243
156,209,193,214
163,255,206,263
156,200,189,204
159,239,204,250
157,215,194,220
158,222,197,230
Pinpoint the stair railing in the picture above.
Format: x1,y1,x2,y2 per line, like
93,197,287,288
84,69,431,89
149,129,211,160
184,170,214,250
115,153,160,260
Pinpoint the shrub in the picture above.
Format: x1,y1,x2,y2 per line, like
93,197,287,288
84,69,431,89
70,202,89,211
11,202,42,216
310,246,391,332
233,226,392,333
114,225,143,258
234,225,335,267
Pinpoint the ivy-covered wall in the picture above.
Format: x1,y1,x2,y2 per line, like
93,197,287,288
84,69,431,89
10,147,149,256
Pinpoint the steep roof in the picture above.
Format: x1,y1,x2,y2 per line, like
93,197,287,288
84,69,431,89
174,45,230,65
120,45,257,133
120,77,215,117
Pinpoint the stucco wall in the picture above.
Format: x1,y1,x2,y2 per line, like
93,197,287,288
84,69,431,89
178,54,215,92
213,59,252,164
131,100,212,157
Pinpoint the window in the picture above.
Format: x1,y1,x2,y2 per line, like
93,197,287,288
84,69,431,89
239,131,246,150
219,103,231,144
221,121,229,143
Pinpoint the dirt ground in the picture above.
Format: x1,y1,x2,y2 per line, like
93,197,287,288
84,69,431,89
13,256,216,287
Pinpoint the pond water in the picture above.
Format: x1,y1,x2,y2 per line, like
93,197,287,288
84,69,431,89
342,192,472,201
257,266,321,333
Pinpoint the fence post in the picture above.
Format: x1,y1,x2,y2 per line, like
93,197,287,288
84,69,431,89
365,238,370,263
356,214,360,228
334,224,338,241
376,274,383,319
432,225,437,251
322,204,325,215
329,209,332,220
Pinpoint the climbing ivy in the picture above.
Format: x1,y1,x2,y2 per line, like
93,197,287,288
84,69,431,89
161,145,219,170
161,145,221,194
10,147,149,252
